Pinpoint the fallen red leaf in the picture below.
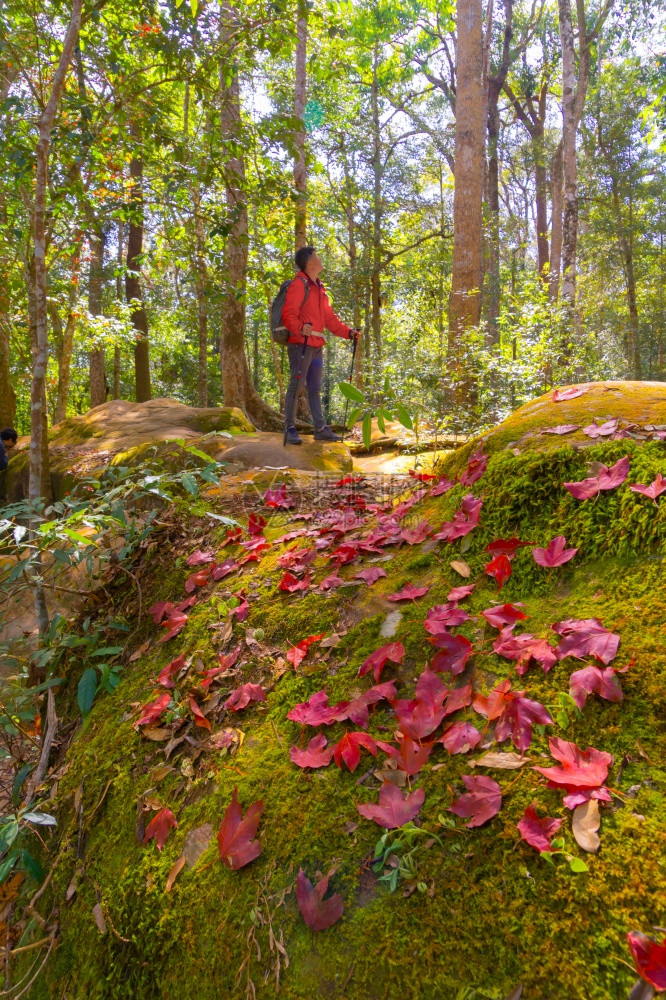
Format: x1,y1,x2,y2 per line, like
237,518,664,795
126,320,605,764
443,682,472,716
157,654,187,689
627,932,666,991
224,683,265,712
392,669,448,739
387,583,430,602
186,549,215,566
482,603,527,629
264,484,295,508
356,782,425,828
289,733,335,769
438,721,481,754
189,697,211,730
148,601,174,624
484,537,530,558
158,610,188,642
473,678,552,752
429,476,456,496
409,469,437,482
552,385,590,401
334,681,397,728
286,690,339,726
354,567,387,586
429,632,473,675
279,571,310,592
135,692,171,729
569,664,624,708
553,617,620,664
517,804,562,853
449,774,502,827
424,603,470,632
533,736,612,791
358,641,405,682
563,455,630,499
447,584,475,602
433,494,483,542
401,520,432,545
248,511,267,535
287,633,324,668
376,735,434,776
143,807,177,850
541,424,580,435
582,418,619,438
630,473,666,500
211,558,238,581
460,446,488,486
532,535,578,568
484,553,512,589
296,869,344,931
319,572,345,590
217,788,263,869
333,731,378,771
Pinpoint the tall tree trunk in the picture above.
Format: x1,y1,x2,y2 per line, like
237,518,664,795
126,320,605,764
558,0,578,305
293,0,308,250
114,219,123,398
218,2,281,430
608,171,641,378
449,0,485,352
53,242,81,422
194,198,209,407
0,71,17,428
126,119,151,402
30,0,83,505
370,45,383,359
88,224,106,407
549,140,564,300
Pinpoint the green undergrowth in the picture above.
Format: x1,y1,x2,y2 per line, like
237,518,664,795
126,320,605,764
17,437,666,1000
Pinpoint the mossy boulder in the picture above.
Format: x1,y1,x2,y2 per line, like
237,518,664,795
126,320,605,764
16,383,666,1000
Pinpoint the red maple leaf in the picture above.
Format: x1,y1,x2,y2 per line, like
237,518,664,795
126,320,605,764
189,697,211,730
443,682,472,716
533,736,612,791
553,617,620,664
358,642,405,681
376,735,434,776
433,494,483,542
329,542,359,566
627,932,666,991
429,633,473,675
287,690,339,726
334,681,397,728
438,721,481,754
484,537,530,558
224,683,265,712
424,603,470,632
158,610,188,642
564,455,630,499
289,733,335,769
157,654,187,689
319,572,345,590
277,546,316,571
517,804,562,853
473,678,553,752
482,603,528,629
460,446,488,486
248,511,266,535
230,596,250,622
296,869,345,931
186,549,215,566
447,583,475,602
449,774,502,827
583,418,619,438
357,782,425,828
392,669,448,739
569,664,623,708
354,567,387,586
552,385,590,401
409,469,437,482
484,553,512,589
211,558,239,581
630,473,666,501
401,520,432,545
148,601,174,624
563,476,602,500
532,535,578,568
279,571,310,592
143,807,177,850
217,788,263,869
429,476,456,496
220,526,243,547
135,692,171,729
264,484,295,508
287,633,324,668
333,731,378,771
387,583,430,602
541,424,580,435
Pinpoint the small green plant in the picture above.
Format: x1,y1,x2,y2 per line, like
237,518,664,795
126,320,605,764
541,837,589,874
337,374,415,449
550,691,582,731
372,821,442,893
0,805,57,886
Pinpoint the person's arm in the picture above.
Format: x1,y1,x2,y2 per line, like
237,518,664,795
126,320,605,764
282,277,308,338
322,292,352,339
0,441,7,472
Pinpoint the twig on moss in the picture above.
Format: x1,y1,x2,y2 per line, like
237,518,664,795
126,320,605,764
24,688,58,806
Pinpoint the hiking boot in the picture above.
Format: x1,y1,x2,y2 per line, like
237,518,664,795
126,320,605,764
314,425,342,443
284,427,302,445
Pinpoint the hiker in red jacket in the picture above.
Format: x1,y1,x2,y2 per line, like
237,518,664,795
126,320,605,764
281,246,360,445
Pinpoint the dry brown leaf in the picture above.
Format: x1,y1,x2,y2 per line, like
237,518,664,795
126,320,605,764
182,824,212,868
450,559,471,578
129,641,151,663
470,751,527,769
149,765,174,783
165,856,186,892
92,903,107,935
142,726,171,742
572,799,600,853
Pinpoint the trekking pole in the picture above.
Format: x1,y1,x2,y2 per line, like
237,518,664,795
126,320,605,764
283,337,309,447
340,332,359,444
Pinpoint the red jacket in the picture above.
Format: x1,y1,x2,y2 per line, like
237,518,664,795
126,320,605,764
281,272,352,347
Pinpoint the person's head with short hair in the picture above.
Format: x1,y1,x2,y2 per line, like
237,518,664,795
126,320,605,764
1,428,17,451
295,246,323,280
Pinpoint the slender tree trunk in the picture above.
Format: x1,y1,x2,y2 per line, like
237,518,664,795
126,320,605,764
449,0,485,352
558,0,578,304
88,224,106,407
608,175,641,378
194,191,209,407
549,140,564,300
126,119,151,402
54,242,81,422
114,219,123,398
0,113,16,427
534,136,549,279
293,0,308,250
218,2,281,430
371,45,383,359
